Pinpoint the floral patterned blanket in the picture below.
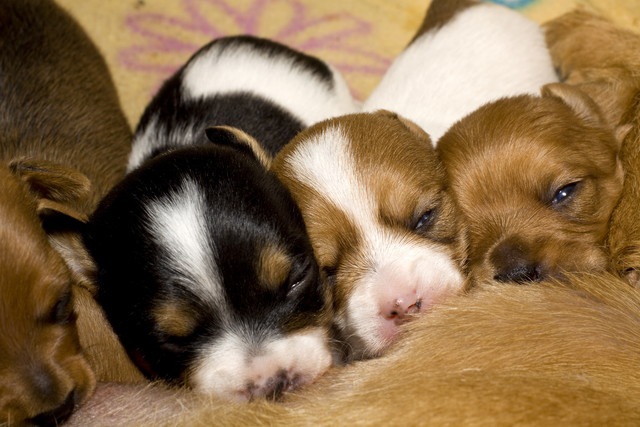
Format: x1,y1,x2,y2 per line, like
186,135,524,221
56,0,640,127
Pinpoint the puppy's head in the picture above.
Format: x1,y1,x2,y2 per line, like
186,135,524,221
273,111,467,361
84,128,332,402
0,161,95,425
438,83,626,284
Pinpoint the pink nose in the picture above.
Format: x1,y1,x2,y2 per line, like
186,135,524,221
382,293,422,325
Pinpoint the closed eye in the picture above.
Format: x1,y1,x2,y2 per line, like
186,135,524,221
48,288,76,325
287,257,315,298
414,209,435,231
551,182,579,205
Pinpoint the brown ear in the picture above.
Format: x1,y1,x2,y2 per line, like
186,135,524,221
205,125,273,169
541,83,605,127
10,158,97,291
9,158,91,203
373,109,434,147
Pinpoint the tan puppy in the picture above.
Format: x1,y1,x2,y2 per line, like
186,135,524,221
0,0,141,423
545,9,640,285
270,111,466,361
437,82,628,284
67,272,640,425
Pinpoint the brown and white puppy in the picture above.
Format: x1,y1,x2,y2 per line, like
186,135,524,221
67,272,640,426
0,0,140,424
437,82,628,285
545,9,640,286
363,0,558,144
272,111,466,361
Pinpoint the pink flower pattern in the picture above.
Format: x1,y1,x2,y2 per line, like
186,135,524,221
119,0,392,99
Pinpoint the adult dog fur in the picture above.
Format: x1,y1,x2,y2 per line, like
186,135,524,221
68,272,640,426
0,0,140,424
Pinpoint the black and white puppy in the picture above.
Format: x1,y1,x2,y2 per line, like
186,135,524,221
128,35,358,170
84,35,357,402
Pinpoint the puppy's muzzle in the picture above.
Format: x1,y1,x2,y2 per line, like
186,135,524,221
26,388,77,427
490,237,544,284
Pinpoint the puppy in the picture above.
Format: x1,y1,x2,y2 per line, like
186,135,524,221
363,0,558,143
272,111,466,361
68,273,640,425
437,82,628,284
0,0,138,423
545,9,640,285
83,35,358,401
128,35,358,171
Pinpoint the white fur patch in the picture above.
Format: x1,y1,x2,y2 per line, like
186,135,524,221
182,42,358,127
284,125,464,355
190,327,332,401
146,178,225,309
363,2,558,143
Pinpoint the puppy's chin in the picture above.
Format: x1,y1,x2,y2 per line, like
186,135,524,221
189,328,333,401
334,239,466,360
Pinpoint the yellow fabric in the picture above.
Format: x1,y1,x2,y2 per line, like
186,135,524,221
55,0,640,128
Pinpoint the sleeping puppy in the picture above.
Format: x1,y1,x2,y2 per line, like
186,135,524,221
437,82,628,284
363,0,558,143
272,111,466,361
128,35,358,171
0,0,137,424
84,35,358,401
545,9,640,285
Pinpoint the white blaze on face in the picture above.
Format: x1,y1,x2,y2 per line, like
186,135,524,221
284,125,464,355
190,327,332,401
146,178,226,310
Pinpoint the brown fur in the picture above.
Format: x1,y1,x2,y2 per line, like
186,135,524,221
67,272,640,425
273,111,467,359
0,0,143,423
437,83,626,284
411,0,478,42
545,9,640,286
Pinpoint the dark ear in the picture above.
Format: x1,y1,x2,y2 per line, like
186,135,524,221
205,125,273,169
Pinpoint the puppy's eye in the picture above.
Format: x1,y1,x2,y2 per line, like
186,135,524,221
49,290,76,325
287,257,314,298
551,182,579,205
414,209,435,231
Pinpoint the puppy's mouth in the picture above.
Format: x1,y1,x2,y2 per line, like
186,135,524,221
26,388,77,427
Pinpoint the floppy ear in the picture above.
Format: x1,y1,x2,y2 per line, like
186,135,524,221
541,83,606,126
542,83,632,149
9,158,97,291
205,125,273,169
374,109,434,147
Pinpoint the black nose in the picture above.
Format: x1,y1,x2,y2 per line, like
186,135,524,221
491,237,543,284
27,389,76,427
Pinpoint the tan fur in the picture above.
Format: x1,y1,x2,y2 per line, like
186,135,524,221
257,244,293,292
67,272,640,425
437,83,625,284
153,303,199,339
0,0,142,423
545,9,640,286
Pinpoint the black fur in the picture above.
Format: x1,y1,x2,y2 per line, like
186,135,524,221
84,144,326,383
